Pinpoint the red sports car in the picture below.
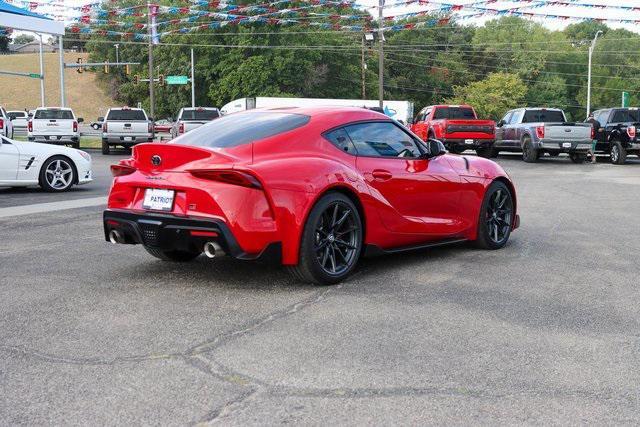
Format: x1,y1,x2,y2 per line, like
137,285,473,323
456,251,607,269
104,107,519,285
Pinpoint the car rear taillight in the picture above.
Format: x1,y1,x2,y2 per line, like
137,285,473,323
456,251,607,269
27,120,32,132
627,126,636,139
188,170,262,189
179,122,185,134
73,121,78,133
110,164,136,177
536,126,545,139
0,118,3,130
103,123,108,133
148,122,153,133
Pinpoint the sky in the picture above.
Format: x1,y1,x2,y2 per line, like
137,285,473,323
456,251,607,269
4,0,640,36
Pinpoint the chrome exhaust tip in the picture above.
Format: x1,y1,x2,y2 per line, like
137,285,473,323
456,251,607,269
109,229,124,244
203,241,224,259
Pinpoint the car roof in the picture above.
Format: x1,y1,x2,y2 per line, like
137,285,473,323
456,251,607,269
245,106,388,122
36,107,73,110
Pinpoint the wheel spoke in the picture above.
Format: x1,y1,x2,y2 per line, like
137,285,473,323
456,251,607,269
321,246,330,268
331,204,339,228
334,239,356,250
328,246,337,273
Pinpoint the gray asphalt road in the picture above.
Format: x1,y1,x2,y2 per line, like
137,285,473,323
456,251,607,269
1,152,640,425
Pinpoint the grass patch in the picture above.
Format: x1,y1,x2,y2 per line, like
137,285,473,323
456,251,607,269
14,135,103,149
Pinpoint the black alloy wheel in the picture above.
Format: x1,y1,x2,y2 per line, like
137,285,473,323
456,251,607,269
522,136,539,163
288,193,362,285
610,140,626,165
475,181,514,250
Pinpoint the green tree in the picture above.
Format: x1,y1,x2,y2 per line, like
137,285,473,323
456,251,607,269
526,75,569,110
446,72,527,120
12,34,35,45
0,35,9,53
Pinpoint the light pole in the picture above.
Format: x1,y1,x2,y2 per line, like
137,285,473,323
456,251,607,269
377,0,384,108
586,30,603,118
114,43,120,64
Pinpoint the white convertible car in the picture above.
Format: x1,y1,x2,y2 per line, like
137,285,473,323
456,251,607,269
0,135,92,192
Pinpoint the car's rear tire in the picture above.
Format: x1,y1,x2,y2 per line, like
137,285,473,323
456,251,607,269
476,146,497,158
474,181,514,250
144,247,200,262
449,146,464,154
287,193,363,285
610,140,626,165
569,152,586,164
39,155,76,192
101,139,110,155
522,136,539,163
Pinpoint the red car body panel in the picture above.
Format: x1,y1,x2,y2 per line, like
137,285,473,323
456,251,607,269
105,107,517,265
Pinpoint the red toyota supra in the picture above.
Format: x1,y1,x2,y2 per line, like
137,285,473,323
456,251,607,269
104,107,519,285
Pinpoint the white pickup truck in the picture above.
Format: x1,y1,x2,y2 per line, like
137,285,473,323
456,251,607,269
102,107,154,154
170,107,220,139
27,107,82,149
0,107,14,139
7,111,28,133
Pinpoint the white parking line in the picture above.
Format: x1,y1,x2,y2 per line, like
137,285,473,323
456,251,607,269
0,196,107,219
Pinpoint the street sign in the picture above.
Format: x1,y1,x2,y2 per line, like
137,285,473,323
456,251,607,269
28,73,42,79
622,91,630,108
166,75,189,85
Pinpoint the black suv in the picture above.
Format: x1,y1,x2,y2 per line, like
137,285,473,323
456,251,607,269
591,108,640,164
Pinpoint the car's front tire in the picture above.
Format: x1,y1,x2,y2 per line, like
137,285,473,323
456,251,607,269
474,181,514,250
144,247,200,262
476,146,497,158
288,193,363,285
39,155,76,192
610,140,626,165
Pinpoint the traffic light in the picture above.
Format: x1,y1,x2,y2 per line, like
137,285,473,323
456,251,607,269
76,58,84,74
104,64,110,73
158,74,165,86
125,64,130,75
134,74,140,85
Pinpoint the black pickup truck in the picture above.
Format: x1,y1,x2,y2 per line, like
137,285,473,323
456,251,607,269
591,108,640,164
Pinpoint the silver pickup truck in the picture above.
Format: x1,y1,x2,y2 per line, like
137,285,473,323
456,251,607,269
102,107,154,154
493,108,593,163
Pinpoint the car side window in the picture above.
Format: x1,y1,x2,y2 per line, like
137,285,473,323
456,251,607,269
324,127,357,155
510,110,524,124
501,112,513,125
343,122,422,158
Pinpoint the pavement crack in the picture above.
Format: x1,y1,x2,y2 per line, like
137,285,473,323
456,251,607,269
194,389,257,426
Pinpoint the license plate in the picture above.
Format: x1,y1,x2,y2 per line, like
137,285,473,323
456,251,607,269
124,136,133,141
562,142,572,148
465,139,474,144
142,189,174,211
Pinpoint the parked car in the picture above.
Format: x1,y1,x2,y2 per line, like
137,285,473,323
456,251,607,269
590,107,640,164
104,107,519,285
27,107,82,149
411,105,496,157
154,119,172,134
90,117,104,130
7,111,28,133
0,107,14,139
101,107,154,154
0,134,92,192
493,108,593,163
170,107,220,139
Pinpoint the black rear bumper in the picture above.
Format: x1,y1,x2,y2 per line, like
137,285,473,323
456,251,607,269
103,209,281,262
443,138,494,150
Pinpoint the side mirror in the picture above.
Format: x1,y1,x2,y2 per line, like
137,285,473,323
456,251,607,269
148,117,154,122
424,138,447,158
77,117,84,123
497,120,505,127
98,117,104,122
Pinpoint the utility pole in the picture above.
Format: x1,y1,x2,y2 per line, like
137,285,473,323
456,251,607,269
586,30,603,118
191,48,195,108
38,33,45,107
377,0,384,108
147,4,155,119
361,35,366,100
58,35,65,107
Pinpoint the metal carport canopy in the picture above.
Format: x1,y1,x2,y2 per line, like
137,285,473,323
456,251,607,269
0,0,64,35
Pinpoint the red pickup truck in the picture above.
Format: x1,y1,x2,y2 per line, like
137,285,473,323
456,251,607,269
411,105,496,157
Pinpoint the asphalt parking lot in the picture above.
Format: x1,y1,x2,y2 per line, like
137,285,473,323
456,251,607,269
1,152,640,424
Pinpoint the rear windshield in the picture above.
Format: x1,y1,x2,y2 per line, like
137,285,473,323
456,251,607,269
8,112,26,119
180,109,220,120
522,110,565,123
433,107,475,120
34,109,74,120
173,112,310,148
610,109,640,123
106,110,147,121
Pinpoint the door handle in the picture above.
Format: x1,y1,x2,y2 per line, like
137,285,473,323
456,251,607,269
371,169,392,181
